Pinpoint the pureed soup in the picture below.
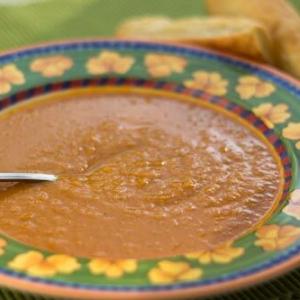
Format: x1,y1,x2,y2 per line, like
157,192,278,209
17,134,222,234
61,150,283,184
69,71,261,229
0,88,282,259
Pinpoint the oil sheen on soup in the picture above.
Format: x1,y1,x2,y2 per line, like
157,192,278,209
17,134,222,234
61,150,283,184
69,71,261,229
0,90,282,259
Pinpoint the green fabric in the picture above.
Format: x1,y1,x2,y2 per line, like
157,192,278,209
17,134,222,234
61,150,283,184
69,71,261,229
0,0,205,50
0,1,300,299
0,0,298,51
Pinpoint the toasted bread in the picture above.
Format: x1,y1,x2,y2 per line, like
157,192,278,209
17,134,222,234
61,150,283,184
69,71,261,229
116,16,273,63
205,0,300,78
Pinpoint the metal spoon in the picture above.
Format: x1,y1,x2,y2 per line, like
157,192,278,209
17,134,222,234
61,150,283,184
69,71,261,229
0,173,57,182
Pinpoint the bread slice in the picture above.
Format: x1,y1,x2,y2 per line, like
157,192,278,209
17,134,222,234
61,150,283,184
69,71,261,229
205,0,300,78
116,16,273,63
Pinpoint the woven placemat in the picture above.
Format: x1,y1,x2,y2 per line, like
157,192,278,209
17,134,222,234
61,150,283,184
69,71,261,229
0,1,300,299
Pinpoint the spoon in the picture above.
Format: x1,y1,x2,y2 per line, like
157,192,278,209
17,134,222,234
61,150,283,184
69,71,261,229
0,173,57,182
0,149,135,183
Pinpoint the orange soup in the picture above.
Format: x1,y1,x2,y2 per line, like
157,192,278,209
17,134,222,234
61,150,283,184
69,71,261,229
0,89,282,259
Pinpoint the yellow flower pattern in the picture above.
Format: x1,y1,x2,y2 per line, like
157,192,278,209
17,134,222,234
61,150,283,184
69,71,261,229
88,259,137,278
0,64,25,94
255,224,300,251
0,52,299,284
30,55,73,77
283,189,300,220
252,103,290,128
236,76,275,100
8,251,80,277
283,122,300,149
145,54,187,77
185,243,244,264
0,238,6,255
86,51,134,75
148,260,202,284
184,71,228,96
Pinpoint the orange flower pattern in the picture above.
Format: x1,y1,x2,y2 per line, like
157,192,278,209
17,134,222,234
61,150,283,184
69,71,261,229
88,259,137,278
255,224,300,251
145,54,187,77
86,51,134,75
0,238,6,255
0,64,25,94
236,75,275,100
148,260,202,284
30,55,73,77
252,103,290,128
186,243,244,264
184,71,228,95
283,122,300,149
8,251,80,277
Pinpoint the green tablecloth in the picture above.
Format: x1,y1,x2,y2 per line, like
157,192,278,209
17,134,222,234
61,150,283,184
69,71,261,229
0,0,299,51
0,1,300,299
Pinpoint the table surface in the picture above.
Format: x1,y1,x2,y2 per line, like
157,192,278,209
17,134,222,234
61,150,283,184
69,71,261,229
0,0,299,51
0,1,300,299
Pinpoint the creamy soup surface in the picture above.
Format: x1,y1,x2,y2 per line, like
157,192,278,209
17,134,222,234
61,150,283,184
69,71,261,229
0,91,281,259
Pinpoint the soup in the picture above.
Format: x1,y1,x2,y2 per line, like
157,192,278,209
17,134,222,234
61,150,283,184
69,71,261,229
0,88,282,259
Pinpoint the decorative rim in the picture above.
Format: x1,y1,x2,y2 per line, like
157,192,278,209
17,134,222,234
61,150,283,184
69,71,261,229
0,76,293,202
0,39,299,299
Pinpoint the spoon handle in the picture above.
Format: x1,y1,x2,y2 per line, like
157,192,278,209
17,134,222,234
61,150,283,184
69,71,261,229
0,173,57,182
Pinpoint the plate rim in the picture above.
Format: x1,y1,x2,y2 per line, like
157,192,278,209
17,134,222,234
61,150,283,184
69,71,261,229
0,38,299,299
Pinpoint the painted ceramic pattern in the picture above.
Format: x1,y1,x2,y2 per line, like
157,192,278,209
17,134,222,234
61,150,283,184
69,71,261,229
0,40,299,297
